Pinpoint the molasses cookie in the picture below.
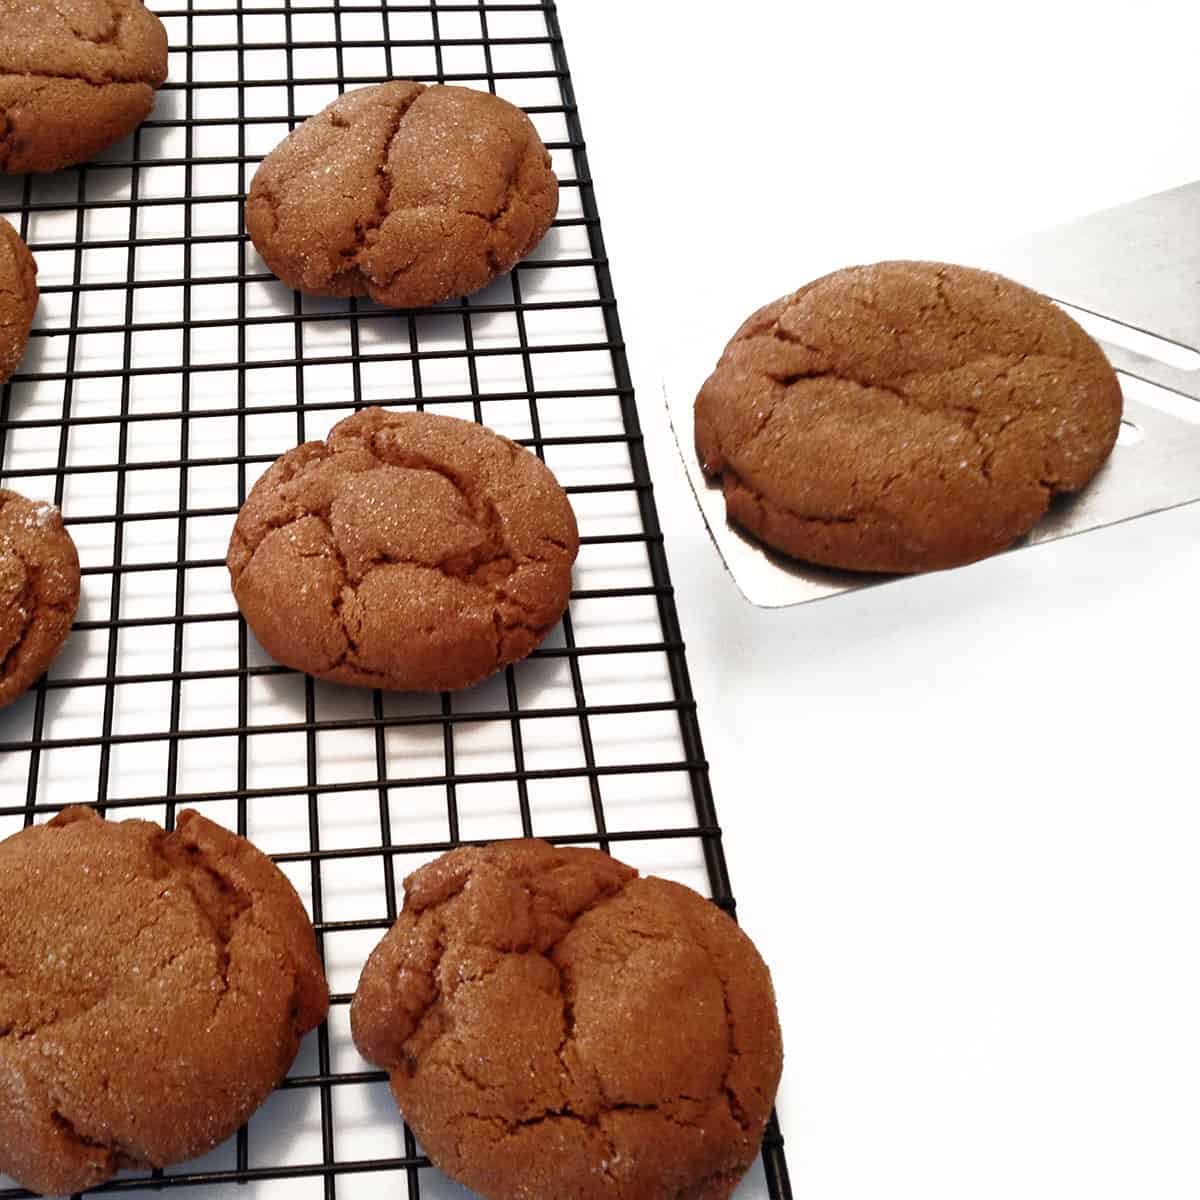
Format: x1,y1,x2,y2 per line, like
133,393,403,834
0,489,79,709
227,407,578,692
351,840,783,1200
0,0,169,174
0,806,329,1197
695,260,1123,573
0,216,37,384
246,81,558,307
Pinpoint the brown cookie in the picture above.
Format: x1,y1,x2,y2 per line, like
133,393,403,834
695,260,1123,573
0,805,329,1197
0,0,168,174
351,840,783,1200
226,407,578,692
0,216,36,384
0,489,79,708
246,81,558,308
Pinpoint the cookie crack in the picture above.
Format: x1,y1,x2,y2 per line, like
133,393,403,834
491,593,561,649
396,868,634,1080
712,458,862,529
933,267,958,320
51,0,120,45
466,1106,627,1196
248,446,516,584
0,564,37,682
539,874,636,959
752,288,1074,444
0,65,161,88
458,151,526,264
770,368,908,406
362,438,483,522
154,835,253,1001
393,920,447,1076
340,87,425,271
766,325,825,356
738,345,1077,504
547,948,579,1107
244,507,361,680
0,84,44,171
459,165,520,227
48,1108,129,1168
705,957,750,1133
360,546,512,585
489,608,505,669
461,1094,723,1150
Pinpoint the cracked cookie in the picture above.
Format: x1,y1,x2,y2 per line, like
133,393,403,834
695,260,1123,573
351,840,784,1200
226,407,578,692
0,805,330,1197
245,81,558,308
0,0,169,174
0,216,37,384
0,489,79,709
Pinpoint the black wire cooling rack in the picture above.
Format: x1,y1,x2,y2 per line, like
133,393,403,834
0,3,792,1197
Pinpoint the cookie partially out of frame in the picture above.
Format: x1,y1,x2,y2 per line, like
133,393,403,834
226,407,578,692
0,806,329,1198
695,260,1123,573
351,840,784,1200
0,216,37,383
0,489,79,709
0,0,169,173
246,81,558,307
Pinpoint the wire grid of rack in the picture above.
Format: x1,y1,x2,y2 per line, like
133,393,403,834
0,2,791,1198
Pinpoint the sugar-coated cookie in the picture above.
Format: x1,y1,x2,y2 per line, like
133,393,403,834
246,81,558,307
351,840,783,1200
0,806,329,1197
227,408,578,692
0,0,168,173
695,261,1123,573
0,489,79,709
0,216,37,384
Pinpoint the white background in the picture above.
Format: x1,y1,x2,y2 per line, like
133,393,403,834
557,3,1200,1197
0,4,1195,1198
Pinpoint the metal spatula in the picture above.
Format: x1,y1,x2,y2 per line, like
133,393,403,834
666,182,1200,608
977,180,1200,401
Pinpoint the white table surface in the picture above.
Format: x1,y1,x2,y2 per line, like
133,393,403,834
557,3,1200,1197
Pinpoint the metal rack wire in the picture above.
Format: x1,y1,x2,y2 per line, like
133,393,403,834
0,2,791,1197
